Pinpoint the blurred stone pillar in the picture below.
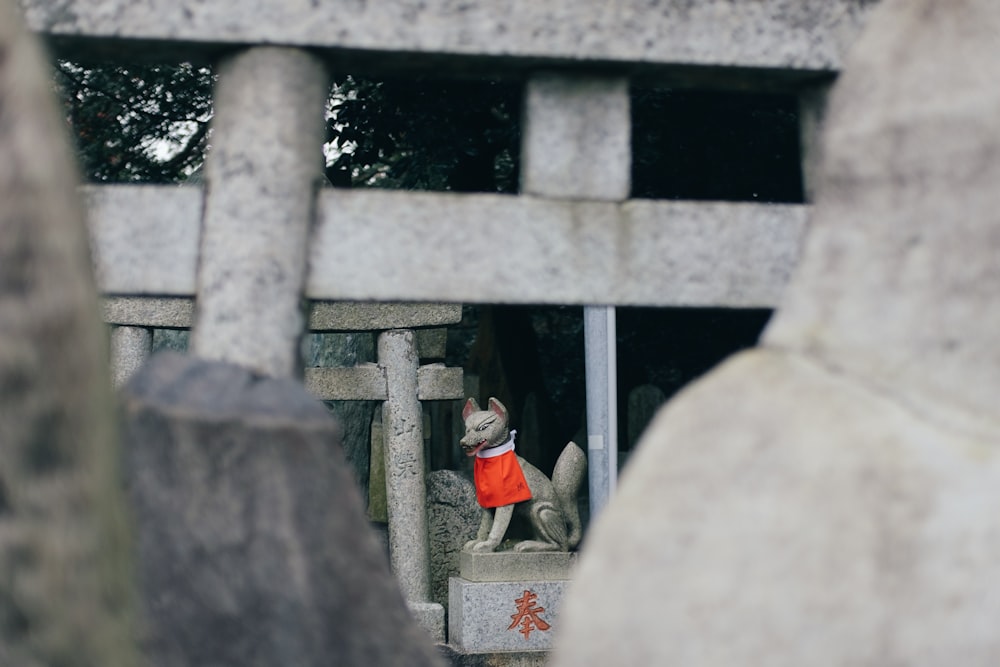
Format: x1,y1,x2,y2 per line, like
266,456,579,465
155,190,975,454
110,325,152,387
0,3,138,664
191,47,327,378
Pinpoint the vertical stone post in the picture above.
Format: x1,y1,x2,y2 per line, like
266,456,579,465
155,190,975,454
798,83,833,204
110,325,152,387
522,72,630,518
521,73,631,200
190,47,327,378
378,329,445,640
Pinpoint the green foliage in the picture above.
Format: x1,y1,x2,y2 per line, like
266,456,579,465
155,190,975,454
55,61,213,183
325,76,521,193
57,61,522,192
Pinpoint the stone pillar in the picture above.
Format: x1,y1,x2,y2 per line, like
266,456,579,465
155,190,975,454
110,325,152,387
190,47,327,378
522,72,631,517
521,73,631,200
798,82,833,204
378,329,445,640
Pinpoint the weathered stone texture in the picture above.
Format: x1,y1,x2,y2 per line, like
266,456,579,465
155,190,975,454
302,363,463,402
765,1,1000,429
380,329,431,602
85,187,806,308
379,330,446,639
552,1,1000,665
418,364,465,400
450,578,568,653
417,328,448,358
122,352,443,667
101,295,462,335
103,296,194,328
309,190,807,307
521,74,630,201
0,2,138,665
110,325,152,386
309,302,463,331
22,0,874,74
190,47,327,377
86,185,201,296
369,414,388,523
439,645,546,667
427,470,480,606
304,364,387,400
459,550,577,583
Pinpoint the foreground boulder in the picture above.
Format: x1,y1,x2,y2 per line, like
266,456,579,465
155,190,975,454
553,0,1000,664
0,1,138,665
122,352,445,667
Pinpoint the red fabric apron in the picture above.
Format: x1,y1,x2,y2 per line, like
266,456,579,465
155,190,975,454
474,434,532,508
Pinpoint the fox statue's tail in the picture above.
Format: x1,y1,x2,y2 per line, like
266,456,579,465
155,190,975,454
552,441,587,549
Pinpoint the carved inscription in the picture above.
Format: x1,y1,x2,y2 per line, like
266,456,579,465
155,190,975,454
508,589,551,639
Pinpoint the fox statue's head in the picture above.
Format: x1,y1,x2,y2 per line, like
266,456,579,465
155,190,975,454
460,397,511,457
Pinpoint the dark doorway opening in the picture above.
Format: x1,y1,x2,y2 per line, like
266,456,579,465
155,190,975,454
631,87,804,203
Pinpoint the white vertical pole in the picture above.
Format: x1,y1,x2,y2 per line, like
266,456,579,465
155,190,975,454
606,307,618,498
584,306,618,518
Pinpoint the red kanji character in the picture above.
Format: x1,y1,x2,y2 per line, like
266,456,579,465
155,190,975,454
508,589,551,639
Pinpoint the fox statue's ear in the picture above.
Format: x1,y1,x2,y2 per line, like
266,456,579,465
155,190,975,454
462,397,480,421
488,397,508,421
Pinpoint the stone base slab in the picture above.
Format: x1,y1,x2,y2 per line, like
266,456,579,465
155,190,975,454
459,550,577,582
409,601,446,643
439,643,547,667
448,577,568,653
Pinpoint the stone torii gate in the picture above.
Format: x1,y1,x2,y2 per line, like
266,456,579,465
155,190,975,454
16,0,878,663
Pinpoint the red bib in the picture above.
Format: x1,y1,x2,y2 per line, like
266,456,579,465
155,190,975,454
474,446,532,508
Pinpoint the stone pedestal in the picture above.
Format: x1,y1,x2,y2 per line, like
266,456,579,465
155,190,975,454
448,551,576,654
411,601,447,646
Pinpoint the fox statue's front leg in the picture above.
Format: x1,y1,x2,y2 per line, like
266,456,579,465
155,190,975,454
464,504,514,553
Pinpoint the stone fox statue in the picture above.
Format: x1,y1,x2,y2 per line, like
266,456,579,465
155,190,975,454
460,397,587,553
